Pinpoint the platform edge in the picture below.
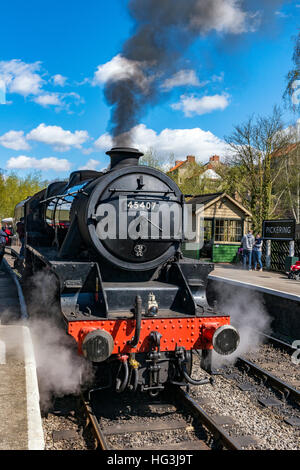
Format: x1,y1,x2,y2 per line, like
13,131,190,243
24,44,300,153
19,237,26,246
22,326,45,450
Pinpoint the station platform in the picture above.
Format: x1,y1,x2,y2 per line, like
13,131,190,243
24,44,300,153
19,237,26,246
209,264,300,302
207,264,300,340
0,262,44,450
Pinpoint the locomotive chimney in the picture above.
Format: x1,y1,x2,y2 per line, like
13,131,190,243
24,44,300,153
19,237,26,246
106,147,144,170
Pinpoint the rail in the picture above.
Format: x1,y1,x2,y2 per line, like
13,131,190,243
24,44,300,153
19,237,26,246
81,386,243,451
236,356,300,403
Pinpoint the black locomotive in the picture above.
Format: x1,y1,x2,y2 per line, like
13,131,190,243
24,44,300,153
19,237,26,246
15,147,239,394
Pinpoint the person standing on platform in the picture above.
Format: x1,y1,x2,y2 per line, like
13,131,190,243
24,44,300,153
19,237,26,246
253,233,263,271
241,229,255,270
2,225,12,246
0,229,7,266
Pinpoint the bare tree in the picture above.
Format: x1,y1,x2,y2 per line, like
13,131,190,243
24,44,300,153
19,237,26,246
283,31,300,113
274,123,300,223
284,145,300,223
224,106,292,231
140,148,176,172
139,148,164,169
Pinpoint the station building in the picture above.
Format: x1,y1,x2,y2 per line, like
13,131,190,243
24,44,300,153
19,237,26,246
183,192,253,263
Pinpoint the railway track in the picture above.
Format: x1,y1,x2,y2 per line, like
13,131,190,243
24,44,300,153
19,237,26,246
256,331,298,355
41,332,300,450
81,386,243,451
64,333,300,451
211,332,300,432
236,356,300,403
236,332,300,404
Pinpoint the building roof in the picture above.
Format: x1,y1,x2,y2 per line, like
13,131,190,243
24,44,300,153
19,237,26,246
187,192,252,217
187,192,223,205
168,160,185,172
271,142,299,158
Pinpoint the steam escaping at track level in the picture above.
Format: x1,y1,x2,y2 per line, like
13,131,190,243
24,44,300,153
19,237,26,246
24,270,94,411
103,0,284,146
210,282,271,367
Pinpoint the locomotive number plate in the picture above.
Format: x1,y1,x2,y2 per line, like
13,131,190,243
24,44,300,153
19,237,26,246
127,200,157,211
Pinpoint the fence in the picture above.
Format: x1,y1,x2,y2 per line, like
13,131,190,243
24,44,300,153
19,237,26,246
262,240,300,272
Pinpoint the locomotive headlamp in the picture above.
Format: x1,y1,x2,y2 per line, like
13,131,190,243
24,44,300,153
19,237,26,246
82,329,114,362
212,325,240,356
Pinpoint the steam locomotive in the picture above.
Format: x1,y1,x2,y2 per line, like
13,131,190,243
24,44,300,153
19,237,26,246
14,147,239,394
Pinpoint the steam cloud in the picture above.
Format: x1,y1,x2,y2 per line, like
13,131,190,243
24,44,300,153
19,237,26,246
103,0,283,146
25,270,94,411
211,281,272,367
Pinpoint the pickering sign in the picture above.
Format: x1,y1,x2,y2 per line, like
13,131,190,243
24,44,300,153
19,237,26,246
262,219,296,241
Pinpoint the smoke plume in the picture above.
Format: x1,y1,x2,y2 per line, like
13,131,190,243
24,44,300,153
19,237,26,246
103,0,284,146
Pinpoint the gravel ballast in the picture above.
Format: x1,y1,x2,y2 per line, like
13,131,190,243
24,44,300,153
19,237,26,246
189,355,300,450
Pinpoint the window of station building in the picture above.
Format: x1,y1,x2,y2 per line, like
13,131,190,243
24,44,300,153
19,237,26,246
215,219,242,243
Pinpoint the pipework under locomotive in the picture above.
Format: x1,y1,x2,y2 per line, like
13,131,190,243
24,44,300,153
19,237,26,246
15,147,240,394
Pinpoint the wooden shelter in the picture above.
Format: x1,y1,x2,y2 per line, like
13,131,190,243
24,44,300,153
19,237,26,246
184,192,252,262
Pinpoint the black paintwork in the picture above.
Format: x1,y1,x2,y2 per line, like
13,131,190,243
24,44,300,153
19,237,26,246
20,148,219,322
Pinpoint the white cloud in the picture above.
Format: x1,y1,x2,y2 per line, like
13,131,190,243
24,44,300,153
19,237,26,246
95,123,229,162
81,148,94,155
52,74,67,86
212,72,224,82
191,0,260,34
161,69,206,91
92,54,151,91
94,132,113,150
283,118,300,141
0,130,30,151
78,159,101,170
0,60,80,111
33,93,63,107
275,10,289,18
27,123,89,151
0,59,45,96
33,91,83,110
6,155,71,172
171,93,230,116
65,92,84,106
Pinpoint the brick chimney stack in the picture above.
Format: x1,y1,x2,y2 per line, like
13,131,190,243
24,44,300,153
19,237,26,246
209,155,220,163
186,155,195,163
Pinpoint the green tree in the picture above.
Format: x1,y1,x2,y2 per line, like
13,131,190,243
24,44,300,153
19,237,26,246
0,171,47,222
217,162,248,201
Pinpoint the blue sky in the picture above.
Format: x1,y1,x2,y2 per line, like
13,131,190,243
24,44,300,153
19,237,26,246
0,0,299,180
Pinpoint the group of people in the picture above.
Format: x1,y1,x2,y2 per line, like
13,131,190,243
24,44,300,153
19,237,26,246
240,229,263,271
0,224,13,265
0,218,25,266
